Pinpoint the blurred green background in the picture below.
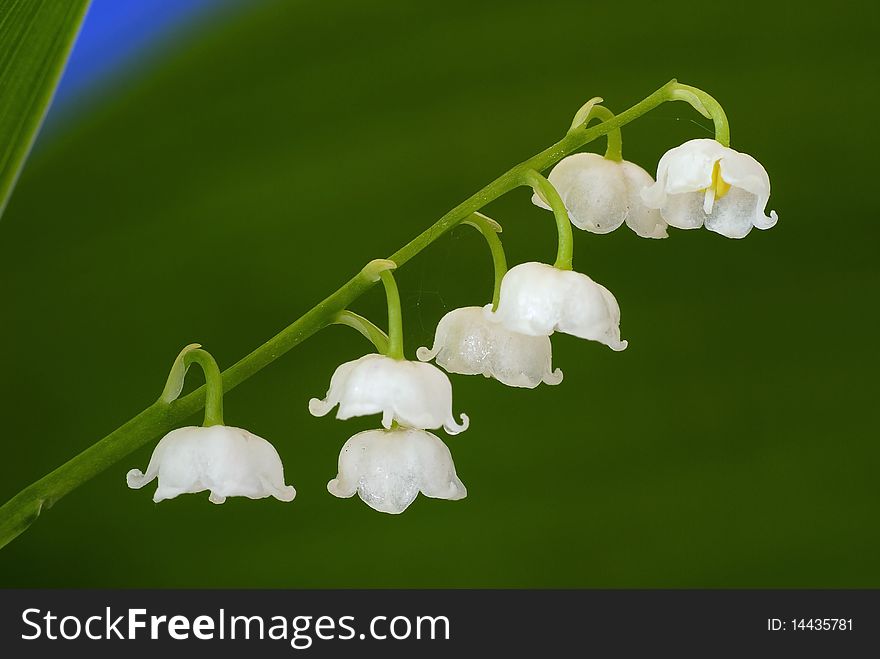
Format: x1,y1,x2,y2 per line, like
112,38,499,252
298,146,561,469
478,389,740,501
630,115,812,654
0,0,878,587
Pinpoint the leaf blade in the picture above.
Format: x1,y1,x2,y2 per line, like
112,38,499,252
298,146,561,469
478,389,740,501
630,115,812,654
0,0,89,218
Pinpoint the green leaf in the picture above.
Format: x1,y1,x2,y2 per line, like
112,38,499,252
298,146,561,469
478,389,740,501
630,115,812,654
0,0,89,218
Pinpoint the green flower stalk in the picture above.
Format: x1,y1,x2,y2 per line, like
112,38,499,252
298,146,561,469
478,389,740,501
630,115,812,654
331,310,390,354
522,169,574,270
160,344,225,426
461,212,507,311
378,267,404,360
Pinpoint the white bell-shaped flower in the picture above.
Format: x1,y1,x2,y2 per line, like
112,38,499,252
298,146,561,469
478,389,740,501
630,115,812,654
416,305,563,388
126,425,296,504
328,427,466,514
641,138,778,239
309,353,469,434
486,261,627,350
531,153,667,239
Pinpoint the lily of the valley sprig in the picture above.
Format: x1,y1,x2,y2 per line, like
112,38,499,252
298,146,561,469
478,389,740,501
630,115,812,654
0,79,780,542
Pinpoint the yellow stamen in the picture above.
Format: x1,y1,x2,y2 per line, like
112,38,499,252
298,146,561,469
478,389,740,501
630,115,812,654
702,160,731,214
711,160,732,199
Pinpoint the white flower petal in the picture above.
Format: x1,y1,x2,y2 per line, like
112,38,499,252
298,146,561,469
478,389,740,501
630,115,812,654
126,426,296,504
619,161,668,239
658,191,706,230
703,186,763,239
532,153,667,239
717,150,778,230
535,153,627,233
650,138,727,196
417,305,563,388
641,138,777,238
309,354,469,434
327,428,466,514
486,262,627,350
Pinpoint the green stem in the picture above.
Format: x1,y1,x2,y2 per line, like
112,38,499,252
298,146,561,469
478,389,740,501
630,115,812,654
668,82,730,147
587,105,623,161
379,269,404,360
462,212,507,310
0,78,687,550
523,170,573,270
159,344,224,426
188,350,225,427
332,310,390,354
